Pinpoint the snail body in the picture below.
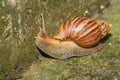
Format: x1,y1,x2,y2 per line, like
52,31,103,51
35,14,110,59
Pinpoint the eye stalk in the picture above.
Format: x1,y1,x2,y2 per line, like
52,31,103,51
35,13,48,39
35,13,60,44
40,13,47,34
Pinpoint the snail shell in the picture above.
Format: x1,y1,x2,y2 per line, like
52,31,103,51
35,14,111,59
54,17,110,48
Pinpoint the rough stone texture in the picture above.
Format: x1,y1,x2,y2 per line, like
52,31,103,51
0,0,111,80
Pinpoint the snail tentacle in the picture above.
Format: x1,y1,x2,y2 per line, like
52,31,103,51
40,13,47,34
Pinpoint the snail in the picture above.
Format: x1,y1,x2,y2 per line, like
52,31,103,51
35,14,111,59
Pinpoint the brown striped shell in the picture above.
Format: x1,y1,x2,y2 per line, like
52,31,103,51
54,17,110,48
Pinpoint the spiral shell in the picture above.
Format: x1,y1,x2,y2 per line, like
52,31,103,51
54,17,110,48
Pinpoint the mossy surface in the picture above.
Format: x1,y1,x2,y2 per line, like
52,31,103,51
0,0,118,80
18,0,120,80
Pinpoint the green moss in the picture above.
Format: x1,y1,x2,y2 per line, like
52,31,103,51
19,0,120,80
0,0,117,80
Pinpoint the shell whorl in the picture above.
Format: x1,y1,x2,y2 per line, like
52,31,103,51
54,17,110,48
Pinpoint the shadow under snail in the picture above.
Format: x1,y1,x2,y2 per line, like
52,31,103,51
35,13,111,59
